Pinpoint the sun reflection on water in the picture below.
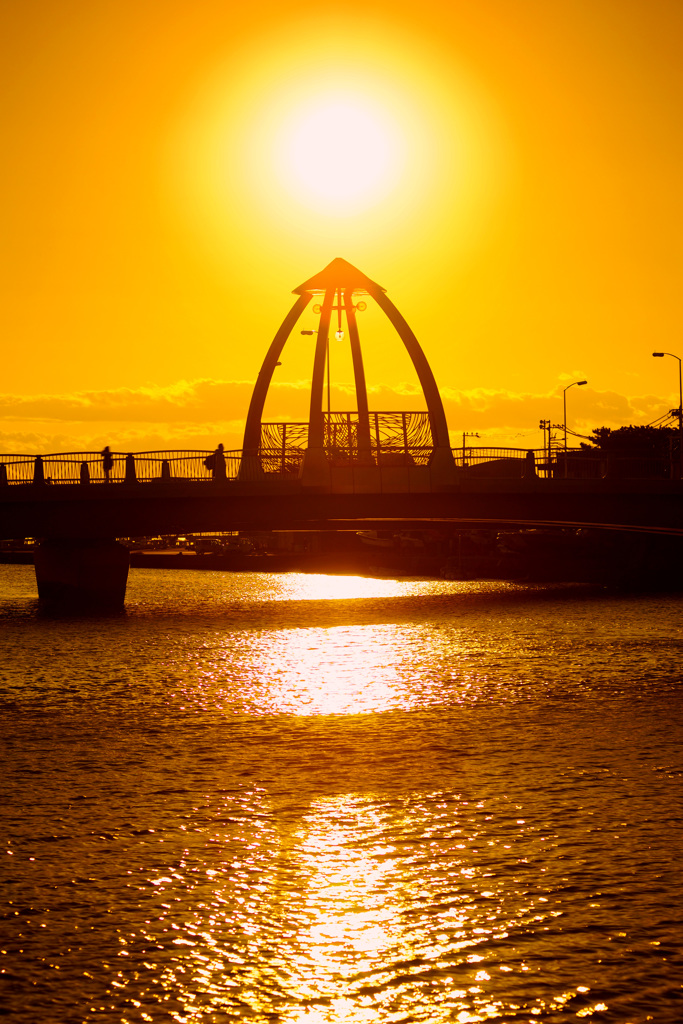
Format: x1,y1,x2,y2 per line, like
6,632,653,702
5,571,681,1022
178,575,512,716
111,789,598,1021
258,573,414,602
252,623,416,715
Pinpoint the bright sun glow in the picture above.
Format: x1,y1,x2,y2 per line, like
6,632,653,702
277,93,403,212
167,21,506,275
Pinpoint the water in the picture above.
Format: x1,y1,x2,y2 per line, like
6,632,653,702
1,563,682,1023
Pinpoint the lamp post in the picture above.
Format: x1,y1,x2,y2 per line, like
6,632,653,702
652,351,683,474
563,380,587,452
563,380,587,477
303,328,332,423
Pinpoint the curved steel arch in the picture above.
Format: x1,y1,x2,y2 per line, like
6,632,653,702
242,292,312,458
240,258,456,485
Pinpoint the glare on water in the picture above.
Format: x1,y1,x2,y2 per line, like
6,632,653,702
1,565,682,1023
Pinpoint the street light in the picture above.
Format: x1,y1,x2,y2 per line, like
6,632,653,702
652,351,683,474
562,380,587,479
563,380,587,453
301,329,335,416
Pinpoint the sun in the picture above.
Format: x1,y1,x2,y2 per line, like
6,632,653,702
276,92,403,214
165,20,507,268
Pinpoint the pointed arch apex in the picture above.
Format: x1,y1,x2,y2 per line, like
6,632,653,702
293,257,386,295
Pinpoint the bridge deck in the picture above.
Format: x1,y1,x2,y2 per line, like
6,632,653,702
1,475,681,538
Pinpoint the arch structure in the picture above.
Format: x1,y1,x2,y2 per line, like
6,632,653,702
240,258,456,490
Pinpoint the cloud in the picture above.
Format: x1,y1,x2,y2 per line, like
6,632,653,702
439,386,669,432
0,380,256,423
0,379,673,454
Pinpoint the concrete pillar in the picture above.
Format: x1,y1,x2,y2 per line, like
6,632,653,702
300,446,332,488
124,454,137,484
34,539,130,608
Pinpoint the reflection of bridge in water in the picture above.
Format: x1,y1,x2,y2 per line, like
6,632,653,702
1,258,681,605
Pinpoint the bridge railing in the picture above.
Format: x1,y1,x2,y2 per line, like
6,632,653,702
455,447,679,479
126,451,244,482
0,450,241,485
257,447,305,477
0,445,544,484
0,447,679,485
0,455,34,484
455,447,542,477
255,445,439,477
549,452,677,479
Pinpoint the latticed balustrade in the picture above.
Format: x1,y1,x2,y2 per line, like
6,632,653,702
257,423,309,476
258,411,435,474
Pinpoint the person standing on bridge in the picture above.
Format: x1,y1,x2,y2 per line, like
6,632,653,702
204,443,226,480
102,446,114,483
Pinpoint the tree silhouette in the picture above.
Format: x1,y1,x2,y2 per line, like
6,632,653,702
580,425,679,458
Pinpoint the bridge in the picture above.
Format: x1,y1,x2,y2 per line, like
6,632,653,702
1,258,681,605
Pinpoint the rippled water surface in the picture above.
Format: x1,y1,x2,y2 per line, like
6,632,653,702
1,564,682,1023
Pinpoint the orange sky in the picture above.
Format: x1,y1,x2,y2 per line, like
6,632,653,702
2,0,683,453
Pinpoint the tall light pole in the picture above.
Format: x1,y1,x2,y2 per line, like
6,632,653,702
652,351,683,474
562,380,587,478
303,328,332,422
563,380,587,453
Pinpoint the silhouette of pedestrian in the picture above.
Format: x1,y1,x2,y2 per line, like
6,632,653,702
213,443,226,480
102,446,114,483
203,443,226,479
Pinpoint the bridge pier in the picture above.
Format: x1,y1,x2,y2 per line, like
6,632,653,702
34,539,130,608
300,447,332,488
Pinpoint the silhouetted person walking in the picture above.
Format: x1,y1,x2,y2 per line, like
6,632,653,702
102,446,114,483
204,443,226,480
214,443,226,480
